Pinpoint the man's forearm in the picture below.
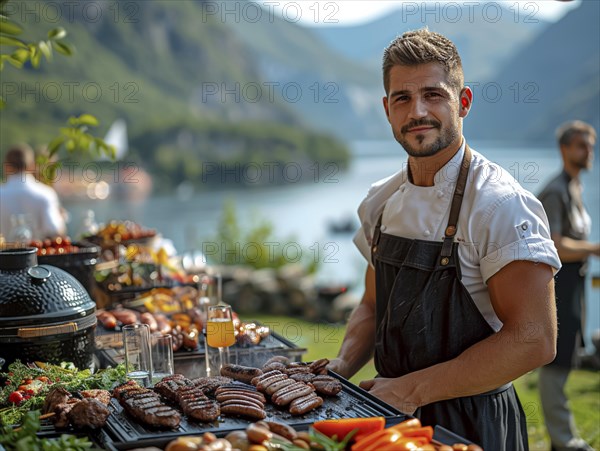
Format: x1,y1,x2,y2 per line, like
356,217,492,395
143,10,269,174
556,236,600,262
410,321,554,407
335,302,376,379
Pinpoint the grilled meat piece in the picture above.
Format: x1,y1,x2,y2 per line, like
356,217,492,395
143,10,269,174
263,356,291,366
191,376,233,396
256,374,288,391
67,398,110,429
43,387,72,414
113,381,140,402
284,366,312,376
311,375,342,396
220,397,265,410
309,358,330,375
154,376,193,403
53,399,80,428
115,382,181,429
80,389,111,406
251,370,283,386
262,361,288,373
264,378,296,396
221,364,263,384
289,373,315,383
177,385,220,422
289,393,323,415
220,404,266,420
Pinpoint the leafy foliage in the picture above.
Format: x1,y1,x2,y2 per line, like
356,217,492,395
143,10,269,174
212,200,318,273
0,0,115,179
0,410,93,450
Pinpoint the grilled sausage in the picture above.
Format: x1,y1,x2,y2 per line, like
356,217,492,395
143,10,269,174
97,311,117,329
256,374,288,391
111,308,138,325
251,370,283,386
220,398,265,410
273,384,315,406
220,404,266,420
221,364,263,384
216,392,266,406
264,378,296,396
289,393,323,415
140,312,158,332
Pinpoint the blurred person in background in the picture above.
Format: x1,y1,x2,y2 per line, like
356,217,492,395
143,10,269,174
328,28,561,450
0,144,67,241
538,121,598,451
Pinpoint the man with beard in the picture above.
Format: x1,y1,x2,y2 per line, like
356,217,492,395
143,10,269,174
328,29,561,450
538,121,598,451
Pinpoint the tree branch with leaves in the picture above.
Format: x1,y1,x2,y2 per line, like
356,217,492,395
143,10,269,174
0,0,115,183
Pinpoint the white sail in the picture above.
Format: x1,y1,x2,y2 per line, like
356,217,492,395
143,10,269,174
102,119,128,160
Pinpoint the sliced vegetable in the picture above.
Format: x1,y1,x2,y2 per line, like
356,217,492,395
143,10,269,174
312,416,385,442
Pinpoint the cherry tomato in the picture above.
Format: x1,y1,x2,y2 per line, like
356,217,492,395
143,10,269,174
8,391,23,405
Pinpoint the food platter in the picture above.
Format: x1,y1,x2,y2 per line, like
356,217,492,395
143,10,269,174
102,371,407,448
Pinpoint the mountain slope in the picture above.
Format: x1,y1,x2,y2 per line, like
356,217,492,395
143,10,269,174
466,0,600,143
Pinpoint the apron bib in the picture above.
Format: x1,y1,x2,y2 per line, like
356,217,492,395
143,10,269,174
371,146,529,450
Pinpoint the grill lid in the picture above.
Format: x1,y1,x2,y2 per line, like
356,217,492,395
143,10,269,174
0,248,95,329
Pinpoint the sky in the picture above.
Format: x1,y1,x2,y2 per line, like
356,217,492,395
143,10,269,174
255,0,582,26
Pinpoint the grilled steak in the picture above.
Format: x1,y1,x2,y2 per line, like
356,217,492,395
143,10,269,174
52,399,79,428
177,385,220,422
67,398,110,429
43,387,71,414
154,376,193,403
115,382,181,429
191,376,232,396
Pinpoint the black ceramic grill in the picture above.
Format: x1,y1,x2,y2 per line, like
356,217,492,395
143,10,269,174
0,248,96,369
103,371,406,448
36,241,100,295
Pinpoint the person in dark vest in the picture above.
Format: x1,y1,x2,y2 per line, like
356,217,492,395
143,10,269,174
328,28,561,450
538,121,598,451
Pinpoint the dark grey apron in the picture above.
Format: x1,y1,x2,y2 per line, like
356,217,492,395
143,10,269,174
371,146,529,450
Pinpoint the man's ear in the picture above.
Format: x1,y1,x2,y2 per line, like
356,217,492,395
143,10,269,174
459,87,473,118
383,95,390,122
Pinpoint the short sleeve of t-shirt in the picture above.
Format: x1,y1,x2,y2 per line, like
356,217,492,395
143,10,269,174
478,191,561,283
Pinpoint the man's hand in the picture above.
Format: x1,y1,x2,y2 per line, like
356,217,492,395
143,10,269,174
359,377,418,415
326,358,347,377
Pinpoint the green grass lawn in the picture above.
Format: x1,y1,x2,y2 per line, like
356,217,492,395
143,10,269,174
244,315,600,449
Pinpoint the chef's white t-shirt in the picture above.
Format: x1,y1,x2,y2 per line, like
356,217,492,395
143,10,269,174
353,141,561,331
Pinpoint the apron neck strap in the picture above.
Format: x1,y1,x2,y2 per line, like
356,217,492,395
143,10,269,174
440,144,472,261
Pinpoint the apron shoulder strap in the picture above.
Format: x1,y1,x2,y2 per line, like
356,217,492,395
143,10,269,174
440,145,472,262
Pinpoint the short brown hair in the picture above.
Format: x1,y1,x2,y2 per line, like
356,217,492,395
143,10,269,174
382,28,464,95
556,120,596,147
3,144,34,173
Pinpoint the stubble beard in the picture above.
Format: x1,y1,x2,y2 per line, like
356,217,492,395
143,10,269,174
394,124,460,158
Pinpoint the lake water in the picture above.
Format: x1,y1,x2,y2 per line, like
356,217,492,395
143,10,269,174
64,140,600,349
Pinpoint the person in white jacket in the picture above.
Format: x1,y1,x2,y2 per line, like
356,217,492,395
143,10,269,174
1,144,66,241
